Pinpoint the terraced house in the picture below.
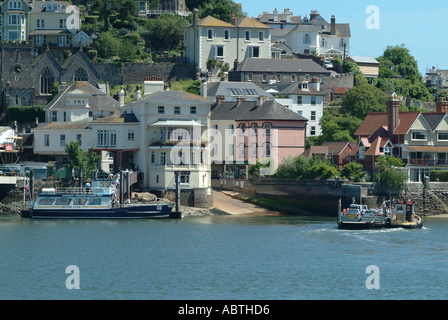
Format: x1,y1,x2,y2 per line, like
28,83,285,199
183,9,272,72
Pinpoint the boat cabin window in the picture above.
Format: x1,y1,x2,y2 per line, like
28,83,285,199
38,198,54,205
88,198,102,205
73,199,88,206
55,198,71,205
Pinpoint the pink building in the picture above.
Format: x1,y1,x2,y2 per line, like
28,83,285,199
211,95,307,178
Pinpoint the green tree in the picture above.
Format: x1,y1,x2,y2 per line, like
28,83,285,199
65,142,100,182
377,44,420,79
95,31,121,58
341,83,388,119
146,13,188,50
315,108,363,144
340,161,366,182
118,38,137,62
374,155,408,193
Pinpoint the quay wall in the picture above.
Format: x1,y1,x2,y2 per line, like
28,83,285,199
212,179,448,217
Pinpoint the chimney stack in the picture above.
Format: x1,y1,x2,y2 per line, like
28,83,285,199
331,15,336,35
143,76,164,96
310,10,318,20
193,8,199,26
234,59,239,71
257,95,269,106
216,95,225,105
273,8,278,22
437,96,448,113
200,78,207,98
387,93,400,137
284,8,291,23
231,14,237,26
236,96,246,104
134,85,141,101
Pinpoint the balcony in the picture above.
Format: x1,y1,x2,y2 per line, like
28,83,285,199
408,158,448,166
149,139,207,148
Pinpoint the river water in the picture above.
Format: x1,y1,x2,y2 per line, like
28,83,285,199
1,214,447,300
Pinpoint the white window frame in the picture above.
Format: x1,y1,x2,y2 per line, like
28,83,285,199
245,30,251,42
310,111,316,121
258,31,264,42
411,131,427,141
158,106,165,115
311,96,316,106
60,134,66,147
190,106,197,115
437,132,448,141
127,129,135,140
248,73,253,81
263,142,271,157
207,28,213,41
224,29,230,41
44,134,50,147
262,73,267,82
239,143,245,157
263,123,271,136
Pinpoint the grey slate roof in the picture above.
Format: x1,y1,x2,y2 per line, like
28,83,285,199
211,100,308,122
279,82,326,96
45,81,119,111
207,82,275,100
256,12,302,25
422,113,446,131
131,90,214,104
237,58,330,74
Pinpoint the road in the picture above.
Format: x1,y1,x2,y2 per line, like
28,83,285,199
213,190,276,215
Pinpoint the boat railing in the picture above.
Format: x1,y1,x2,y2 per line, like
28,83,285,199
45,187,115,195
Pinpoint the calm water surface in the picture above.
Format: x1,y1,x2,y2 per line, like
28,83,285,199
1,214,447,299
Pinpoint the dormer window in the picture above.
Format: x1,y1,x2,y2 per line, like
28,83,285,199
301,83,308,90
46,3,59,12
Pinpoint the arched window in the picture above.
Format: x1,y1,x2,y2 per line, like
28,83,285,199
40,67,55,95
74,67,88,82
21,97,27,106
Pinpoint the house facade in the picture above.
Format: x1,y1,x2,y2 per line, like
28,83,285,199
183,9,272,72
354,95,448,182
121,78,214,191
210,95,307,178
0,0,88,58
275,79,325,137
285,11,350,58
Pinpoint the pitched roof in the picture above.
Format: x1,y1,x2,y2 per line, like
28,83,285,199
45,81,119,110
331,87,350,94
90,113,139,124
207,81,275,99
236,16,271,29
302,145,328,158
421,113,446,131
354,111,420,136
279,82,326,96
132,90,214,104
185,15,234,28
321,141,352,155
33,121,90,131
256,12,301,25
236,58,330,74
211,100,307,122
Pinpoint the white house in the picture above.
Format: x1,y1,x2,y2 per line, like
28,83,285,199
285,11,350,58
183,9,272,72
121,77,214,191
275,80,325,137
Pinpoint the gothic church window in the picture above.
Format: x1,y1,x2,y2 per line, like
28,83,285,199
74,67,88,82
40,67,55,95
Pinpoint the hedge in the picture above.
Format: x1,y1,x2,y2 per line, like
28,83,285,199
7,105,45,123
430,170,448,181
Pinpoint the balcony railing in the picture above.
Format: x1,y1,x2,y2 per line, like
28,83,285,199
409,158,448,166
149,139,207,147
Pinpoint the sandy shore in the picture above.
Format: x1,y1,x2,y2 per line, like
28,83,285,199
424,214,448,219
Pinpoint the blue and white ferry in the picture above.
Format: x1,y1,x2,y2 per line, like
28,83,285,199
25,180,174,219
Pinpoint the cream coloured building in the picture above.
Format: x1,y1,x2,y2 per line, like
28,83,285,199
183,9,272,72
121,78,214,190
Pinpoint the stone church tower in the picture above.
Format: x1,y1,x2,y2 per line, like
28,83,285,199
0,42,35,112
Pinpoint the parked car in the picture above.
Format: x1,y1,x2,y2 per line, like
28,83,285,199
325,60,333,69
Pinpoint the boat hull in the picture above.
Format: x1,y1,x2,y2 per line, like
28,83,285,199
338,221,384,230
28,204,174,219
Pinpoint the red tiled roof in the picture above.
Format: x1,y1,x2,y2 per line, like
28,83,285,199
331,87,350,94
354,111,420,136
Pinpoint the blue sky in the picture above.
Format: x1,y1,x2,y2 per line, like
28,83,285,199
242,0,448,76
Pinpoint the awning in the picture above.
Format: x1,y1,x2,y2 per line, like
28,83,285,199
149,120,206,127
29,30,73,36
404,145,448,152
